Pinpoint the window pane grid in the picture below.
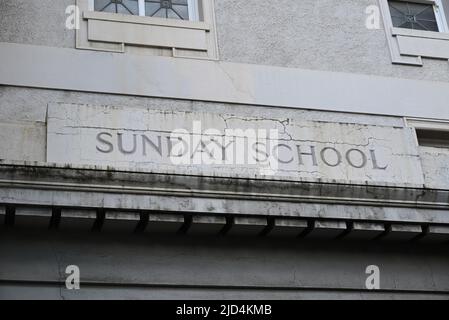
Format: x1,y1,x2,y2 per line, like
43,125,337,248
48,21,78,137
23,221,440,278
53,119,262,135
95,0,139,15
94,0,192,20
388,0,440,31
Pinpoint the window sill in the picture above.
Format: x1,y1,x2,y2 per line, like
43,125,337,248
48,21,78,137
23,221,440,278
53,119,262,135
75,0,219,60
390,27,449,60
83,11,211,31
391,27,449,40
84,11,209,51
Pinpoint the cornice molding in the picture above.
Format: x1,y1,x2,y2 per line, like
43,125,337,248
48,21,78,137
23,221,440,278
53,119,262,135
0,162,448,212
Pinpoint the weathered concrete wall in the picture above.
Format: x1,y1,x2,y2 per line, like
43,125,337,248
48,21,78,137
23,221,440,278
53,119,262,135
0,85,403,162
1,1,448,301
1,0,449,82
46,103,423,186
0,121,45,161
1,230,448,299
419,146,449,190
1,86,446,189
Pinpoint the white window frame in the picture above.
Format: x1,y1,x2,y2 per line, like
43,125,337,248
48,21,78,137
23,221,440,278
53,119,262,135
405,117,449,148
88,0,199,21
433,0,449,32
379,0,449,65
430,0,447,32
78,0,219,60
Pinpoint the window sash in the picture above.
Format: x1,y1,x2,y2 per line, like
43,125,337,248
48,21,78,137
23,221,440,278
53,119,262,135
88,0,200,21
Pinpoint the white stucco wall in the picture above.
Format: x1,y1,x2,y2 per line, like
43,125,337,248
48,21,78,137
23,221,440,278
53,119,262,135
1,0,449,81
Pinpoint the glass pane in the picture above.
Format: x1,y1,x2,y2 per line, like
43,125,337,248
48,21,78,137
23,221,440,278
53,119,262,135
388,1,439,32
171,5,189,19
144,2,161,16
391,16,406,27
95,0,139,15
94,0,111,11
407,2,431,16
415,6,437,20
401,22,414,29
418,20,439,31
145,0,189,20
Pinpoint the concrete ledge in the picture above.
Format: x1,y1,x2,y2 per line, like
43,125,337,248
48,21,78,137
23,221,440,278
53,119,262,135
14,207,52,229
187,215,227,236
1,205,447,244
146,213,184,234
59,209,98,231
305,221,348,240
226,217,267,236
102,211,140,232
419,225,449,244
1,42,449,119
1,163,448,212
268,218,308,238
381,224,423,242
2,185,449,225
1,161,449,234
344,222,385,240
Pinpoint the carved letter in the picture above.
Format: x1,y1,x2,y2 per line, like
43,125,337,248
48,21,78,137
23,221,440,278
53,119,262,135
320,147,342,167
96,132,113,153
167,136,190,165
117,133,137,154
346,148,367,169
252,142,269,163
370,149,388,170
297,145,318,166
142,134,162,157
272,144,293,164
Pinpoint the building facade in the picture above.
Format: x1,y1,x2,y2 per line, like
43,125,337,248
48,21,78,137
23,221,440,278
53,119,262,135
1,0,449,299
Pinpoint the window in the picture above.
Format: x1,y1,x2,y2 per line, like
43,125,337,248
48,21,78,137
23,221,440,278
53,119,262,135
416,129,449,147
144,0,195,20
379,0,449,65
92,0,198,21
406,118,449,148
77,0,218,60
406,118,449,189
94,0,139,15
388,0,441,31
